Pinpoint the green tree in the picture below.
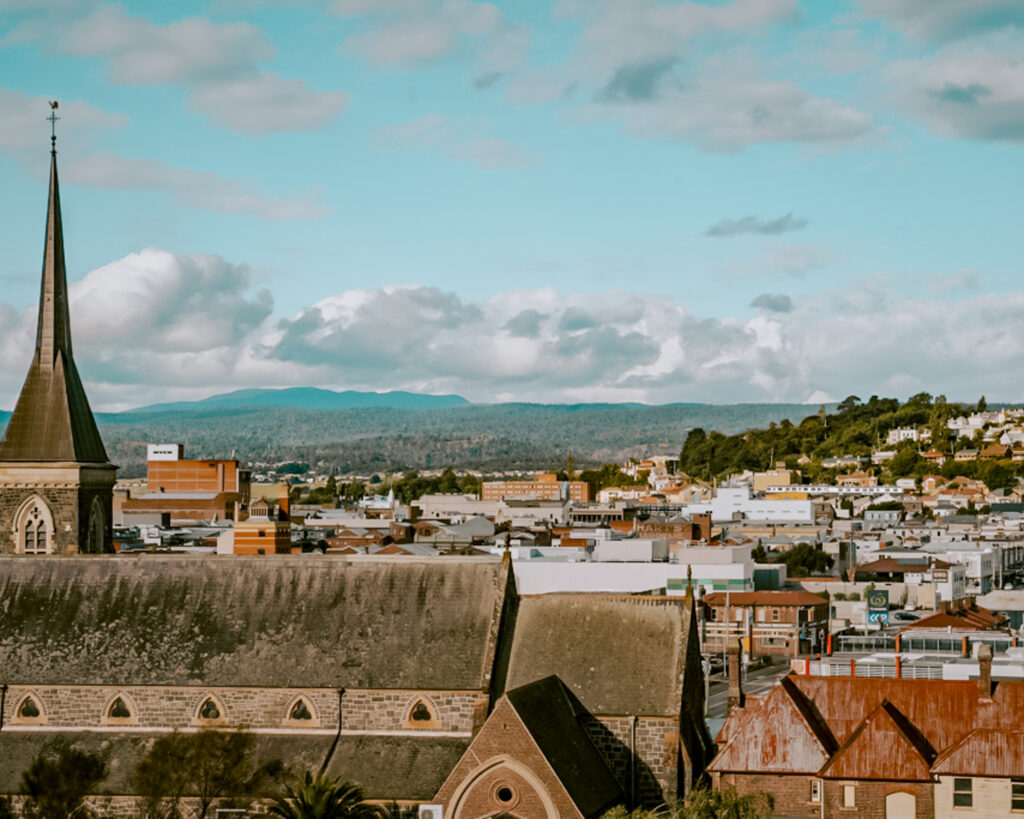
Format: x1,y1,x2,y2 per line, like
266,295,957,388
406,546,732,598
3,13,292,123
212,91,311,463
977,395,988,413
342,481,366,504
268,772,383,819
837,395,861,414
133,731,282,819
21,742,107,819
438,467,459,494
600,785,773,818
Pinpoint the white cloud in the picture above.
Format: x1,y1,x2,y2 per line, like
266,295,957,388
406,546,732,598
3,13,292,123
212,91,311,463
335,0,528,75
53,6,345,134
5,251,1024,410
0,87,127,153
61,6,273,84
373,114,534,169
861,0,1024,42
557,0,798,75
581,57,876,151
65,153,327,219
506,2,876,152
189,73,348,133
885,42,1024,143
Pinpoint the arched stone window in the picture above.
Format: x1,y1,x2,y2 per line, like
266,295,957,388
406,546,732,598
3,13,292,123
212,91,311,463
102,692,138,725
194,695,227,725
283,696,320,727
403,696,440,729
85,496,105,554
13,693,46,725
15,496,53,555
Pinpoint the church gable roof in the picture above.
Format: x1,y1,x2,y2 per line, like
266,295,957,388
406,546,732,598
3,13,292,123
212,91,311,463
0,150,107,464
434,678,623,818
504,595,689,716
505,676,624,817
0,555,509,690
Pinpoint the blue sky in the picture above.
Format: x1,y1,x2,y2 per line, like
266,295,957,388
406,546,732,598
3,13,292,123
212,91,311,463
1,0,1023,410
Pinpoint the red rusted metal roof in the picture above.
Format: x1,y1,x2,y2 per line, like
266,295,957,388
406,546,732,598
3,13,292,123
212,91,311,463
703,591,828,607
932,729,1024,777
712,674,1024,781
900,604,1005,631
708,678,835,774
820,700,935,781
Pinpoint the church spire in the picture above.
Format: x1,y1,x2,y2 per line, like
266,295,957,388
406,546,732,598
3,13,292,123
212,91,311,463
0,119,109,464
36,137,74,367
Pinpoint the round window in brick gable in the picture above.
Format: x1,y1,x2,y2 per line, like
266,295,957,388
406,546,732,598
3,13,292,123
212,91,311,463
290,700,312,720
491,782,520,811
20,698,40,718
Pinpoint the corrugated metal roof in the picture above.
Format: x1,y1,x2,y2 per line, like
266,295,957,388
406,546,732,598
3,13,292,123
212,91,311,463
703,591,828,607
900,605,1005,632
820,700,935,781
716,675,1024,780
708,678,835,774
932,729,1024,777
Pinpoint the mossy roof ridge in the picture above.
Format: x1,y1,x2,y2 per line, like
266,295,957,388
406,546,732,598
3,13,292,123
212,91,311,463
0,555,505,689
504,595,686,716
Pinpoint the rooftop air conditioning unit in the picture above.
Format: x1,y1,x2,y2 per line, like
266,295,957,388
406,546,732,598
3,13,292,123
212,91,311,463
418,806,444,819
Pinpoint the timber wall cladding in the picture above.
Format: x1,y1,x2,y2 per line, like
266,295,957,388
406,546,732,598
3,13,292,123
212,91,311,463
2,686,484,734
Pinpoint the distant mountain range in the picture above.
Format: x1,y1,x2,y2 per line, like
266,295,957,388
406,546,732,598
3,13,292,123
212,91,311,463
0,392,830,477
131,387,471,413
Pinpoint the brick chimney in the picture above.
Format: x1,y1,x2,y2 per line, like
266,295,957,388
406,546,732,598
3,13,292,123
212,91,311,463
727,641,745,710
695,512,712,543
978,643,993,698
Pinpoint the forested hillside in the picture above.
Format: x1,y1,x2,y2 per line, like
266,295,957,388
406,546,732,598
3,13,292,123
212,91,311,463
679,394,1015,487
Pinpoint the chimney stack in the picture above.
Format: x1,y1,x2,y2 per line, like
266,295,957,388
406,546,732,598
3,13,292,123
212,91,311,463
727,641,745,710
978,643,994,698
695,513,712,543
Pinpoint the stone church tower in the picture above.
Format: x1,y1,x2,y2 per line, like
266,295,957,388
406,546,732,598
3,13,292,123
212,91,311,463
0,138,116,554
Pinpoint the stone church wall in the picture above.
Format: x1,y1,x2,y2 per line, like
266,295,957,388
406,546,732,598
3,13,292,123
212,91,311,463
0,485,79,554
583,715,680,808
3,684,483,735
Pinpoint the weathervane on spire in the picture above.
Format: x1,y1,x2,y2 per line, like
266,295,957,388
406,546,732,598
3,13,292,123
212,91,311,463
47,100,60,152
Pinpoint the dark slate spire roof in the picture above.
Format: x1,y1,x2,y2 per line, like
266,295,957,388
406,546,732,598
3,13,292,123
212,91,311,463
0,148,108,463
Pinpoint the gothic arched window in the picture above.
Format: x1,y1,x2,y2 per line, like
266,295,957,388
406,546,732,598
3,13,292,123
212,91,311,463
109,697,131,719
14,694,45,724
403,697,439,729
16,498,53,555
200,699,220,719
